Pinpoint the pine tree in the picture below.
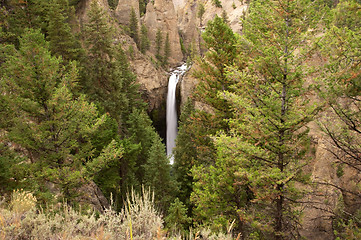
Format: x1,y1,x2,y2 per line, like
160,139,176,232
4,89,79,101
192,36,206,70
162,32,170,67
165,198,192,233
155,28,163,63
197,2,206,54
188,15,240,167
0,6,15,45
129,7,139,47
173,17,241,228
82,1,125,120
173,100,197,212
140,24,150,54
212,0,222,8
0,29,121,202
197,2,205,27
47,0,83,63
108,0,119,9
143,134,176,209
80,1,174,210
319,0,361,171
3,0,49,46
319,1,361,237
221,10,229,24
198,0,324,237
139,0,148,16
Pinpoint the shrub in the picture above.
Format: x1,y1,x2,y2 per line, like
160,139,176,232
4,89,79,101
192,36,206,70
10,189,37,214
0,188,163,240
0,188,234,239
213,0,222,8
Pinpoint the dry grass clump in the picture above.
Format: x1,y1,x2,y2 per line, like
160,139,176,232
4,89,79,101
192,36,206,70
9,189,37,214
0,188,163,240
168,228,234,240
122,187,163,239
0,189,234,240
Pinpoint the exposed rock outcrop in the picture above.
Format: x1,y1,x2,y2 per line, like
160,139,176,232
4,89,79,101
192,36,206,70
144,0,184,66
76,0,110,24
299,120,340,240
130,51,168,112
77,181,110,212
177,0,248,107
176,0,200,54
115,0,140,26
200,0,247,34
74,0,359,238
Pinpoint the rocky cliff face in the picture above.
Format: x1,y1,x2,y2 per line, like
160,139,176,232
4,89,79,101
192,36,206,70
115,0,140,26
177,0,248,105
77,0,110,24
76,1,351,238
200,0,247,34
77,0,168,114
143,0,184,66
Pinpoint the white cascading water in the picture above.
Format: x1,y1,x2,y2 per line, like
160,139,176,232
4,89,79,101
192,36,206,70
166,63,188,164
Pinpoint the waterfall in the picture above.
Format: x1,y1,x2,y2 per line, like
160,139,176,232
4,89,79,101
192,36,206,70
166,63,188,164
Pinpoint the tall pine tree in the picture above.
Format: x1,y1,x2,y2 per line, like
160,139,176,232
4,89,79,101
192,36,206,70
0,29,122,203
319,1,361,237
200,0,325,237
47,0,83,63
129,7,139,47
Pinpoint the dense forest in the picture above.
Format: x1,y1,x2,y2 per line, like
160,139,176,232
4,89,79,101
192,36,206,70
0,0,360,239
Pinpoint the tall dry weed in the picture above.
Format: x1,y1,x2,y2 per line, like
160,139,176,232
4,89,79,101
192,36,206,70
0,188,234,240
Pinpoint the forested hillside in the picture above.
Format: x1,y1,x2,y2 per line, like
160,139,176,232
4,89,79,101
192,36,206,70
0,0,360,239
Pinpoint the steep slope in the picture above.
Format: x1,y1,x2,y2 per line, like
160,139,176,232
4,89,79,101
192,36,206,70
143,0,184,66
115,0,140,26
74,1,352,238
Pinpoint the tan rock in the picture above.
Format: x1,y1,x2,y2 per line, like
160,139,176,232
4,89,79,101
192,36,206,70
201,0,247,34
115,0,140,26
180,64,198,107
144,0,184,66
299,120,339,240
131,55,168,111
176,1,200,54
77,181,110,212
176,0,249,102
77,0,110,24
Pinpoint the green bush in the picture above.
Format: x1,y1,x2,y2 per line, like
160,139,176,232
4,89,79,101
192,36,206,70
213,0,222,8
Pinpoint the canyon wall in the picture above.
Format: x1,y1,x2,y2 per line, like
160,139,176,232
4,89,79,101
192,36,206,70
143,0,184,66
75,1,353,239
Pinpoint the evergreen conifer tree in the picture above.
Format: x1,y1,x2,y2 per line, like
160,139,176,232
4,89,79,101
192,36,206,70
165,198,192,233
195,0,325,237
163,32,171,67
197,2,205,27
319,2,361,237
140,24,150,54
129,7,139,47
143,134,176,209
173,100,197,211
82,1,126,120
185,15,239,167
155,28,163,63
3,0,49,46
47,0,83,63
0,29,122,202
139,0,148,16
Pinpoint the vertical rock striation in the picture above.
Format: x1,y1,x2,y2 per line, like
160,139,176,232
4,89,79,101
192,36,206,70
144,0,183,66
115,0,140,26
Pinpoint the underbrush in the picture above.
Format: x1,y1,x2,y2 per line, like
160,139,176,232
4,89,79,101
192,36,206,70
0,189,233,240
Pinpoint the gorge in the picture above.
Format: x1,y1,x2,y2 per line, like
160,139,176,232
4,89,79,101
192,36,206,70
0,0,359,239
